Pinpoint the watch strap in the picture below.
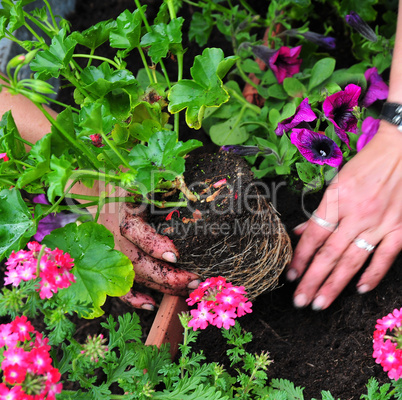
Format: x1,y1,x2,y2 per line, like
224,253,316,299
379,102,402,131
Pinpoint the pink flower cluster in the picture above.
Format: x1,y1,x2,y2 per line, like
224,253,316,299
373,308,402,380
5,241,75,299
0,315,62,399
186,276,252,331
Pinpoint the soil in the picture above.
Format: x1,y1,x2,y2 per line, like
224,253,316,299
51,1,402,399
144,151,292,299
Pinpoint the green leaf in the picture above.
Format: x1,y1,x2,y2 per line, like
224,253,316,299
168,48,234,129
109,8,144,51
283,77,306,98
188,11,213,47
30,29,77,80
44,155,73,203
43,222,134,318
308,58,336,92
140,17,184,63
80,62,139,97
70,19,116,49
79,101,116,136
0,188,36,260
209,116,249,146
16,134,51,188
295,162,321,184
0,111,25,159
128,130,202,194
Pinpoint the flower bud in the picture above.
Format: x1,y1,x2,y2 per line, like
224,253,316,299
345,11,377,42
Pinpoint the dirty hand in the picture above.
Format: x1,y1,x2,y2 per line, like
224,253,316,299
286,121,402,311
99,201,200,310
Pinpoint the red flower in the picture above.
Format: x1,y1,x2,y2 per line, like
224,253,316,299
0,152,9,162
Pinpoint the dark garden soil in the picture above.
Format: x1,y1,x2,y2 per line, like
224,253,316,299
53,1,402,399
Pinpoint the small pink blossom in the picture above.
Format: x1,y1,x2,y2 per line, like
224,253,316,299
0,152,9,162
373,307,402,380
186,276,252,331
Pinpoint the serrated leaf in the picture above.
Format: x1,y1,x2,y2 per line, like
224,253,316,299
0,188,36,260
0,111,25,159
140,17,184,63
30,29,77,80
109,8,144,50
78,101,116,136
70,19,116,49
43,222,134,318
168,48,233,129
44,155,73,203
80,62,139,97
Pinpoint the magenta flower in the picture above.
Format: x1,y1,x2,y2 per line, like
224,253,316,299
290,128,343,167
252,45,302,84
275,98,317,136
361,67,389,108
357,116,380,151
0,152,9,162
323,83,361,146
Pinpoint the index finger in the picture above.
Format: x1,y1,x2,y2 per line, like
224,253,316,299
120,202,179,262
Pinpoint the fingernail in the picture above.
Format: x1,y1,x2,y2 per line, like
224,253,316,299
286,268,298,282
141,303,155,311
312,295,326,311
294,293,308,308
162,251,177,263
293,222,306,231
187,279,201,289
357,284,370,294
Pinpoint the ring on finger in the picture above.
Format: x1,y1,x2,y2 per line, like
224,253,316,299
353,237,375,252
310,211,338,231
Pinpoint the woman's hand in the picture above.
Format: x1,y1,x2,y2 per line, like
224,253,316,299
287,121,402,310
95,200,199,310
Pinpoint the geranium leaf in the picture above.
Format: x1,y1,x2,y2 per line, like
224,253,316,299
71,19,116,49
168,48,234,129
140,18,184,63
0,111,25,159
80,62,139,97
78,101,116,136
44,155,73,203
30,29,77,80
209,116,249,146
128,130,202,194
43,222,134,318
16,134,51,188
0,188,36,261
109,8,143,51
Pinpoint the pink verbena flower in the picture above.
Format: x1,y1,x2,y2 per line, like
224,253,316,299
186,276,252,331
373,308,402,380
0,152,9,162
4,241,75,299
0,319,63,398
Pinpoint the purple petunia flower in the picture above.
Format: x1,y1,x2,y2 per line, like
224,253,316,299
33,194,81,242
357,116,380,151
290,129,343,167
323,83,361,147
275,98,317,136
286,29,336,50
251,45,303,84
345,11,378,42
361,67,389,108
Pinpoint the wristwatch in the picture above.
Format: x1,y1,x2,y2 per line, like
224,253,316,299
379,102,402,131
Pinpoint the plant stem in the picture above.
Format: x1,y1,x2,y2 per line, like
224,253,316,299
73,54,120,69
38,105,102,169
226,87,262,114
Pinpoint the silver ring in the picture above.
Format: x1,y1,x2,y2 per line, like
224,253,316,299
353,238,375,252
310,211,338,231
